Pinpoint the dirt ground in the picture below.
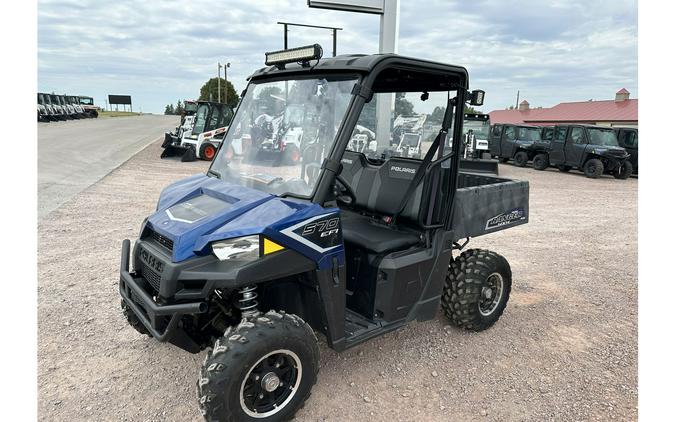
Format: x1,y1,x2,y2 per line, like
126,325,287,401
37,140,637,421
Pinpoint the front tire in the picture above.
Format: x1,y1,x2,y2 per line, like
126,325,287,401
120,300,151,336
532,153,549,170
282,144,302,165
513,151,529,167
441,249,512,331
583,158,604,178
200,143,217,161
613,161,633,179
198,311,319,422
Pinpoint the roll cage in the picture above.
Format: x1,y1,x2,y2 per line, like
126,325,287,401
216,54,471,230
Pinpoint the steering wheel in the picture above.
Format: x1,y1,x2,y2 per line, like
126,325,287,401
335,174,356,205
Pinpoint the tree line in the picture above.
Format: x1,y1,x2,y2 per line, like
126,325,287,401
164,77,241,115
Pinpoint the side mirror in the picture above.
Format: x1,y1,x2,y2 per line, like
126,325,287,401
469,90,485,106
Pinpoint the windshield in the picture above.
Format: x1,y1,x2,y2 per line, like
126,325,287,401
520,127,541,141
192,104,209,135
185,102,198,113
38,93,44,104
463,119,490,139
588,128,619,147
79,97,93,105
210,76,357,198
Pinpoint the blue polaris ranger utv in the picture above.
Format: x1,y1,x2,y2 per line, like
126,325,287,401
119,44,529,421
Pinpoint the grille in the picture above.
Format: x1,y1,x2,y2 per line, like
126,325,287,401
140,262,161,293
148,229,174,252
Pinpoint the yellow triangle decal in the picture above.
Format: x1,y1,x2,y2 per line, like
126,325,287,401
263,238,285,255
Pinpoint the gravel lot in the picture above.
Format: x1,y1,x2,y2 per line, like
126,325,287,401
38,114,177,219
37,140,637,421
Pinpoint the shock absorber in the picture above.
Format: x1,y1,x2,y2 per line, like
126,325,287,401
237,285,259,318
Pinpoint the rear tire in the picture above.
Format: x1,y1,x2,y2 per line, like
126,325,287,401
532,153,549,170
198,311,319,422
441,249,512,331
513,151,529,167
121,300,151,336
200,143,217,161
583,158,604,178
613,161,633,179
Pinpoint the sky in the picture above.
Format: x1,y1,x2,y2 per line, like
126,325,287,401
38,0,638,114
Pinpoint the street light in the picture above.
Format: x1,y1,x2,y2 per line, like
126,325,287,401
218,62,231,104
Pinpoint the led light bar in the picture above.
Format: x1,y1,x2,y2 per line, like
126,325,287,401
265,44,323,68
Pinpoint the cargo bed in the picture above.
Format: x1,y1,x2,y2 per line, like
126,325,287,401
452,172,529,240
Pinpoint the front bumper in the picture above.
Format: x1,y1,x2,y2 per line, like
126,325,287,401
600,154,630,171
119,239,208,342
119,232,317,350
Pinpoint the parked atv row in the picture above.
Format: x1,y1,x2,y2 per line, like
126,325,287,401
490,123,636,179
38,93,99,122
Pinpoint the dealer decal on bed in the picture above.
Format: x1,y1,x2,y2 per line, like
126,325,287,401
485,208,526,230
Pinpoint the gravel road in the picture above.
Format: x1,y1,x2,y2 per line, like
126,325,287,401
37,141,637,421
38,114,178,219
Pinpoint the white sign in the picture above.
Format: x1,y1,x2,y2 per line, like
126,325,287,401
308,0,385,14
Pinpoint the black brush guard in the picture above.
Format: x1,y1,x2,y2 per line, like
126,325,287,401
119,239,207,348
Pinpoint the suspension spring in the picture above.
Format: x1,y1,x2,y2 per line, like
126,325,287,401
237,285,259,318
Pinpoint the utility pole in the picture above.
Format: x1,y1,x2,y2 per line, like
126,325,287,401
217,62,222,103
223,62,231,104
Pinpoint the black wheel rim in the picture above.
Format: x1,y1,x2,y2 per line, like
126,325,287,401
240,349,302,418
479,272,504,316
588,163,597,175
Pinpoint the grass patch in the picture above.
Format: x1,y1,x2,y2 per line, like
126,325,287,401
98,111,142,118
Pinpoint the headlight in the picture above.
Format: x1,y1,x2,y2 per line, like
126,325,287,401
212,235,260,261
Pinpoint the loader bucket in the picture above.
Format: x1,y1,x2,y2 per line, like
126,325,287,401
459,158,500,175
181,147,197,162
161,133,175,148
161,144,183,159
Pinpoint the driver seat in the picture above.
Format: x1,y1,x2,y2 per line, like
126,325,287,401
341,211,421,254
338,151,427,254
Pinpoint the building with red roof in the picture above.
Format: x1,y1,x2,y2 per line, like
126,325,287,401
489,89,638,128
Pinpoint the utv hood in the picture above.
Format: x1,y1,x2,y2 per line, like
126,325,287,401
144,174,315,262
590,146,629,158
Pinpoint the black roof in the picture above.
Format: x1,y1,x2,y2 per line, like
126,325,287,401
196,100,226,105
248,53,469,89
499,123,541,129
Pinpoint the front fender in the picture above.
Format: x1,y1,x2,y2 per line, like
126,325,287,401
130,239,317,300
